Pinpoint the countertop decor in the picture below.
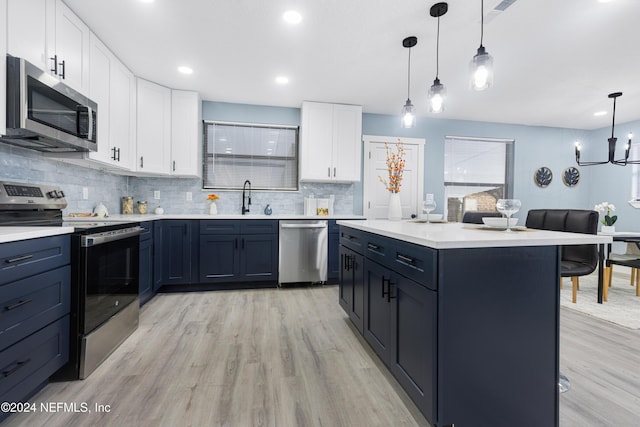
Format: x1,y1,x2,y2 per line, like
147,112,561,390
378,139,406,194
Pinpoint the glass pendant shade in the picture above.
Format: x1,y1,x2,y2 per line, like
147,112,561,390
470,45,494,91
428,78,446,114
401,99,416,128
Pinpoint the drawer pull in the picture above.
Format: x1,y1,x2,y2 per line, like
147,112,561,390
5,254,34,264
397,254,415,264
3,359,31,378
367,243,380,251
4,299,33,311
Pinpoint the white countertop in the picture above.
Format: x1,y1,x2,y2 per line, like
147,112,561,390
336,220,613,249
65,214,365,222
0,226,75,244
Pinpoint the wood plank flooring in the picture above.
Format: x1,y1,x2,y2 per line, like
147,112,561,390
3,285,640,427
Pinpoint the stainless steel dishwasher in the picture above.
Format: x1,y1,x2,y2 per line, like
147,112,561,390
279,220,328,285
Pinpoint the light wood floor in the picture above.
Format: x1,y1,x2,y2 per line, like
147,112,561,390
3,285,640,427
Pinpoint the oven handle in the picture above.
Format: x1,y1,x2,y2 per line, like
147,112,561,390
80,226,144,247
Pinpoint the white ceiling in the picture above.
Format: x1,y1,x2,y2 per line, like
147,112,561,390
64,0,640,130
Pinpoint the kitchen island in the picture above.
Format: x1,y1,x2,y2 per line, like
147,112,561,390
336,220,611,427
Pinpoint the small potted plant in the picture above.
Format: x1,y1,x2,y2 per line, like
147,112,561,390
594,202,617,234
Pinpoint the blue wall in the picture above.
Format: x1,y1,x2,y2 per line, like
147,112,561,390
1,100,638,230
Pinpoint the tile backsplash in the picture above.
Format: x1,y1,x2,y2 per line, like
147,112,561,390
0,144,355,216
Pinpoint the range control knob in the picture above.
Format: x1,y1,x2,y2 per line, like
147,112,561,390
46,190,57,199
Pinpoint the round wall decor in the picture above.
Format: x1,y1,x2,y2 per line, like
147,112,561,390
534,166,553,187
562,167,580,187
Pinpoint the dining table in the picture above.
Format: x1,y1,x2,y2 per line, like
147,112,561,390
599,231,640,303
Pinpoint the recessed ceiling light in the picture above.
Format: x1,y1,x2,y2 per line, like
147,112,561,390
598,0,614,3
594,111,607,116
178,66,193,75
275,76,289,84
138,0,155,4
283,10,302,24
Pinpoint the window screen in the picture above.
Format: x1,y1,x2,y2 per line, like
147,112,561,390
203,121,299,190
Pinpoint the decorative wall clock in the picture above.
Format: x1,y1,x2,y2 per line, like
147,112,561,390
562,167,580,187
534,166,553,187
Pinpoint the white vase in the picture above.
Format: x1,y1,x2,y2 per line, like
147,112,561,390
601,225,615,234
388,192,402,221
209,201,218,215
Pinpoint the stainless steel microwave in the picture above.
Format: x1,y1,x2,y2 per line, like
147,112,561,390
1,55,97,152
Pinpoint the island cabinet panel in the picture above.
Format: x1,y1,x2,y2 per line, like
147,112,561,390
339,246,364,333
199,235,239,281
436,246,560,427
363,259,391,363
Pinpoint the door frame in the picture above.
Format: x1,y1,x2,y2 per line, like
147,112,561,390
362,135,425,219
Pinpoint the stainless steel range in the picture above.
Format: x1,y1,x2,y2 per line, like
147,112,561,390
0,181,142,379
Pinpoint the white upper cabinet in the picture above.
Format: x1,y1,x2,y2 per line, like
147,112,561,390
7,0,90,94
300,101,363,182
1,0,7,136
171,90,202,178
136,78,171,175
86,33,135,170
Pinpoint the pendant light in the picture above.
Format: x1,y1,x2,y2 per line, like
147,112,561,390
428,2,448,114
401,36,418,128
575,92,636,166
470,0,494,91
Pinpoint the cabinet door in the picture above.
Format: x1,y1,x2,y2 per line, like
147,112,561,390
363,259,391,364
350,251,365,334
109,58,136,170
87,33,112,164
138,238,153,305
332,104,362,181
300,101,334,181
7,0,48,72
327,231,340,283
339,246,354,314
50,0,90,93
152,221,163,291
162,221,192,284
390,275,437,421
199,235,239,282
240,234,277,281
136,78,171,174
171,90,201,177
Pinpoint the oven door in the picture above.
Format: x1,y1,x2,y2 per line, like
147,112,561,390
80,227,142,335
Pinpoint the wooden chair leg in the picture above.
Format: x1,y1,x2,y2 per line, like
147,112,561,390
632,268,637,287
603,271,609,302
636,268,640,297
560,277,563,289
571,276,579,303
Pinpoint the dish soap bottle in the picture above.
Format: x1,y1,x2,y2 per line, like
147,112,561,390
264,204,272,215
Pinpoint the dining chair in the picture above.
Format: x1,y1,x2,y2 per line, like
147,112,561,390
461,211,502,224
525,209,599,303
605,242,640,298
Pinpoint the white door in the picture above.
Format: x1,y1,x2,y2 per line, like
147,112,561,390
363,135,425,219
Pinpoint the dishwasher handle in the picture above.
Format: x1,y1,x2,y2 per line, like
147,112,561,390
280,223,327,229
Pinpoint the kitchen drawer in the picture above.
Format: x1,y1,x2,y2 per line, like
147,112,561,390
0,315,69,406
200,220,240,235
339,226,364,253
0,266,71,351
388,241,437,290
241,220,277,235
139,221,153,241
364,233,393,267
0,235,70,286
328,220,339,234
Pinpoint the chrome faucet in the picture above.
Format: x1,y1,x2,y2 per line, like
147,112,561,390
242,180,252,215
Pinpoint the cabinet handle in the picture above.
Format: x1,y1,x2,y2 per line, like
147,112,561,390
387,280,396,302
5,254,34,264
59,59,66,79
333,167,336,177
50,55,58,75
111,147,117,161
241,238,245,250
382,276,389,299
173,161,176,172
5,299,33,311
397,254,415,264
3,359,31,378
140,156,144,168
328,167,331,178
116,148,121,162
367,243,380,251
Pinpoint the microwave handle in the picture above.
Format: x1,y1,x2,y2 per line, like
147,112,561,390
87,107,94,141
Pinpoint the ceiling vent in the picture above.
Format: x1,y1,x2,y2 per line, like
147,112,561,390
484,0,518,24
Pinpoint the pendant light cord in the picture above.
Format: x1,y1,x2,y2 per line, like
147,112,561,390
612,97,617,139
480,0,484,47
407,48,412,99
436,16,440,78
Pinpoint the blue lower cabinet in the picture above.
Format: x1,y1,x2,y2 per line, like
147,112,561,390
162,220,197,285
339,246,364,333
240,234,277,281
0,315,69,422
327,231,340,283
363,259,392,363
139,238,154,304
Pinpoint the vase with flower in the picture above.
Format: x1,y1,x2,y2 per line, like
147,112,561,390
207,193,220,215
378,139,406,220
594,201,617,234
